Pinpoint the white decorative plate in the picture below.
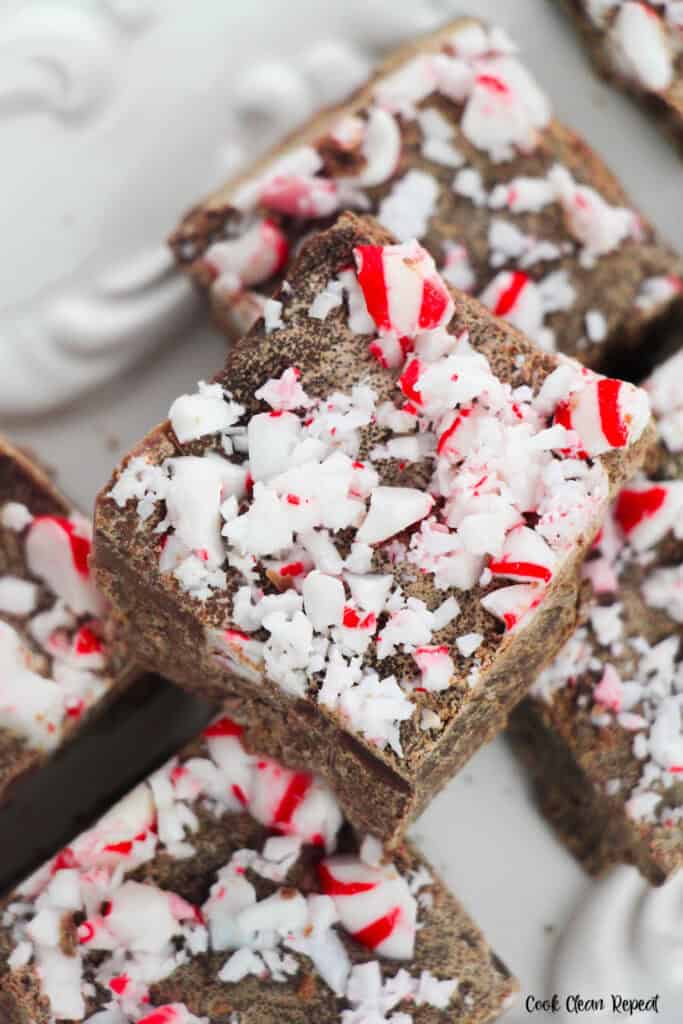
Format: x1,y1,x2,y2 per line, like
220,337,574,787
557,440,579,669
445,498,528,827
2,0,682,1018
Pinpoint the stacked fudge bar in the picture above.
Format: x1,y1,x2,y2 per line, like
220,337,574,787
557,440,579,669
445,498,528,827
558,2,683,154
510,347,683,885
0,436,140,805
95,211,654,847
0,715,518,1023
170,16,683,370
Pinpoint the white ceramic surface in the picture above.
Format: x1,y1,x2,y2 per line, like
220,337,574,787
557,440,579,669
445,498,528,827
2,0,682,1019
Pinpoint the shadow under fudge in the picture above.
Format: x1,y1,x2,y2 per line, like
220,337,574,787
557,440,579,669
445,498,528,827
0,678,212,895
95,212,656,848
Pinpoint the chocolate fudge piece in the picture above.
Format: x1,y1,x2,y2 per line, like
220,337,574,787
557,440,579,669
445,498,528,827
558,1,683,156
510,348,683,884
0,715,518,1024
170,16,683,371
95,212,654,846
0,435,141,806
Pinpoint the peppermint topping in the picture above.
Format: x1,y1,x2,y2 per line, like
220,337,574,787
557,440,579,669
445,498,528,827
354,241,454,339
26,515,105,618
609,2,674,91
7,724,457,1022
645,347,683,453
110,236,649,758
533,350,683,828
169,382,245,444
192,17,671,363
0,505,112,751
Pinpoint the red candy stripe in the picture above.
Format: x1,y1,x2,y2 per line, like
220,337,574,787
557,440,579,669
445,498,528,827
279,561,305,577
597,378,628,448
354,245,390,330
399,359,423,405
487,559,553,583
51,847,78,874
34,516,91,576
493,271,528,317
203,716,243,738
342,607,376,629
476,73,509,95
232,784,248,807
137,1009,179,1024
351,906,401,949
419,278,451,330
317,863,378,896
273,772,312,826
614,486,668,536
74,625,102,655
437,407,471,455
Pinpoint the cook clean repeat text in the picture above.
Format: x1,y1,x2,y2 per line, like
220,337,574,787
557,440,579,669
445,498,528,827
526,994,661,1015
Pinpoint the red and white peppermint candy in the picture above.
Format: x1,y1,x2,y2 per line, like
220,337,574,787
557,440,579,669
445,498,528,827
102,881,178,954
255,367,311,412
66,623,105,669
553,374,650,457
479,270,543,339
260,174,339,219
205,218,289,292
248,410,301,482
368,332,413,370
413,645,454,692
481,582,544,633
0,622,65,749
549,165,637,264
460,56,551,162
251,760,342,851
613,480,683,551
593,664,623,714
353,107,402,188
354,240,454,340
488,525,556,584
318,854,417,959
302,570,345,631
73,783,156,868
609,2,674,92
356,485,433,545
648,696,683,773
436,405,478,458
25,515,105,618
202,716,254,810
645,348,683,455
137,1004,205,1024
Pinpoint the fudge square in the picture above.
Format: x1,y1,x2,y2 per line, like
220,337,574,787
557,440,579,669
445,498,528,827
558,1,683,156
0,715,518,1024
0,435,139,806
170,16,683,370
510,348,683,885
95,211,655,847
